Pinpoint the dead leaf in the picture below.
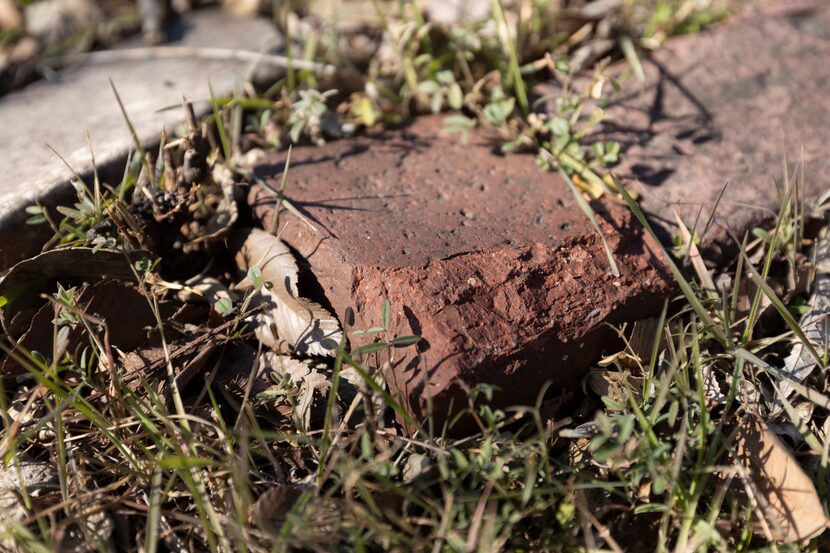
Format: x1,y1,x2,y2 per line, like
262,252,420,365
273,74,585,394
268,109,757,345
258,351,352,430
0,247,145,323
6,306,39,339
702,365,726,406
402,453,432,483
734,274,770,323
253,291,342,356
598,318,664,373
224,0,263,16
0,248,141,294
121,337,222,397
769,403,813,446
735,418,829,543
176,275,236,310
249,483,342,542
213,342,265,394
212,344,292,419
628,317,662,368
587,369,643,406
0,458,57,529
0,0,22,31
114,321,239,404
249,484,305,534
233,228,298,295
777,231,830,410
3,280,156,375
219,350,362,428
232,229,342,356
674,210,717,297
192,165,239,243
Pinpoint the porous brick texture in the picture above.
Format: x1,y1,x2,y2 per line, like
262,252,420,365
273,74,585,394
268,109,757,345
248,116,673,425
600,0,830,260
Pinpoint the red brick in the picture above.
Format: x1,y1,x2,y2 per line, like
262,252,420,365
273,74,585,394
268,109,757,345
248,116,672,426
600,0,830,260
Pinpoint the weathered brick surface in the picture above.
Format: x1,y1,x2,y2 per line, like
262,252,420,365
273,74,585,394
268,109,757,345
601,0,830,260
249,116,673,425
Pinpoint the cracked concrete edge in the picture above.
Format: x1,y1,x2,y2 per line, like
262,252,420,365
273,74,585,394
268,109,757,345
0,10,283,269
2,96,231,269
0,141,150,269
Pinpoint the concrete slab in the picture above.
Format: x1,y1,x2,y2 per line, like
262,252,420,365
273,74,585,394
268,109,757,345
0,9,281,268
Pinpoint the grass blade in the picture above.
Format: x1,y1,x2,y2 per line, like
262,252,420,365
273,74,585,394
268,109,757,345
558,167,620,277
208,81,233,167
612,174,728,345
620,35,645,83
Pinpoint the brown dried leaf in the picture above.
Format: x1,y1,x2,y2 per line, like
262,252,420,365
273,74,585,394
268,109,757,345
253,288,342,357
258,351,341,430
0,249,140,291
598,318,661,372
0,0,22,31
220,350,362,427
3,280,156,375
250,483,342,542
778,232,830,406
233,228,342,356
176,275,236,309
735,418,829,543
674,210,716,296
249,484,305,533
194,165,239,243
587,369,643,405
212,342,266,397
402,453,432,483
0,248,144,322
628,317,662,368
212,345,292,418
120,333,225,396
233,227,298,295
224,0,263,16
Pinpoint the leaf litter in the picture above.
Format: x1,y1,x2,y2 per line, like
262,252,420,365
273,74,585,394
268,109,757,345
0,97,369,549
734,417,829,543
777,228,830,406
232,227,343,357
6,2,830,550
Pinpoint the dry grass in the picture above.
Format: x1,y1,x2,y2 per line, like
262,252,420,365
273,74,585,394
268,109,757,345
7,2,825,552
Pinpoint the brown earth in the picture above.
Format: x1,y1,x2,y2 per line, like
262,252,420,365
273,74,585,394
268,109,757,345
248,116,673,427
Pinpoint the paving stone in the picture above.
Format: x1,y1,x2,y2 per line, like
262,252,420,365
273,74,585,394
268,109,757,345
248,115,673,426
0,9,281,268
601,0,830,261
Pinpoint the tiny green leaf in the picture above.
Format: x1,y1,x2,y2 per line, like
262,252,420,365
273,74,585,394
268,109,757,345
391,335,421,346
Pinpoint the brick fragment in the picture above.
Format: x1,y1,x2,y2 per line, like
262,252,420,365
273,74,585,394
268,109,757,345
249,116,672,425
